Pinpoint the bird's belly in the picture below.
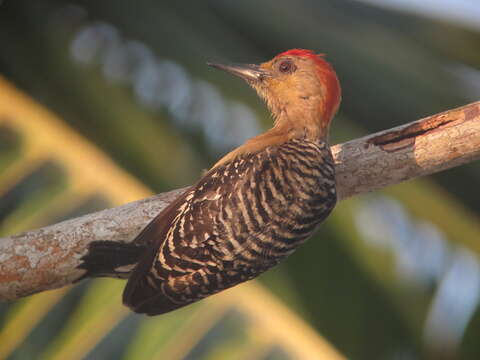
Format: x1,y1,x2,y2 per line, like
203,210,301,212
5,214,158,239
217,172,336,275
266,183,336,254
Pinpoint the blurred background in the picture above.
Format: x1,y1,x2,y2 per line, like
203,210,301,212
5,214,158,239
0,0,480,359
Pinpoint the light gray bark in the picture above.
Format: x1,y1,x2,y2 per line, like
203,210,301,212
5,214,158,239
1,101,479,301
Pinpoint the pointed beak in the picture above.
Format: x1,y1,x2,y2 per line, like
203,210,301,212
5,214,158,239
207,62,269,82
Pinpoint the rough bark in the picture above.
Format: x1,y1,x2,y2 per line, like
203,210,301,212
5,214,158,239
1,101,479,301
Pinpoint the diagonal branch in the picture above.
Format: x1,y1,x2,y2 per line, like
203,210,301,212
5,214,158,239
1,101,479,301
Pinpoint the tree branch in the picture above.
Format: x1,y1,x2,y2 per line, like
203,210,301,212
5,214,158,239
1,101,479,301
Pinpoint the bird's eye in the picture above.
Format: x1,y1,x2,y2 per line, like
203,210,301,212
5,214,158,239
278,60,296,74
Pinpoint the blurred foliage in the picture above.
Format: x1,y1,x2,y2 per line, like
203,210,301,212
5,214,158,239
1,0,480,359
0,78,343,360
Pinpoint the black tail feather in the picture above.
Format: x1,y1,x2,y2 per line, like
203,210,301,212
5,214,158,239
77,241,146,282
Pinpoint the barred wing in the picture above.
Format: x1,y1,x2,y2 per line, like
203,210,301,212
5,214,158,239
123,140,335,315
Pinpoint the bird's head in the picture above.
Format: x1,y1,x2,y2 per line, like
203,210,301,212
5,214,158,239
209,49,341,139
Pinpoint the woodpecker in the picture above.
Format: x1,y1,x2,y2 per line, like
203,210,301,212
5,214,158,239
81,49,341,315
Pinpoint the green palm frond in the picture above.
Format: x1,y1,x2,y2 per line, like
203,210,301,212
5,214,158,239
0,78,343,360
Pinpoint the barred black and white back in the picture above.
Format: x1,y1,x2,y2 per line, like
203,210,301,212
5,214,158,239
122,138,336,315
